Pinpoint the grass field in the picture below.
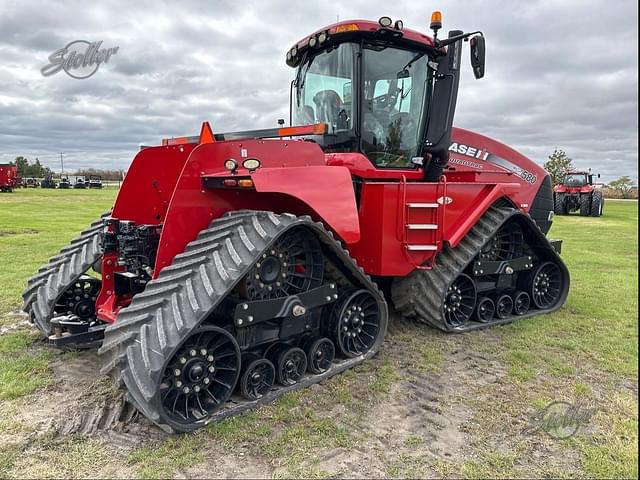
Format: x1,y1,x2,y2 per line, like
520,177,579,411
0,189,637,478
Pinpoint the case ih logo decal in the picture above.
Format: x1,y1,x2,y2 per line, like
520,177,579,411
449,142,538,184
41,40,119,79
449,142,490,160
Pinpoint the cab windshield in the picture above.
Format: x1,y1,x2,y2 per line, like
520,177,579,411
361,45,429,167
565,174,588,186
293,43,431,168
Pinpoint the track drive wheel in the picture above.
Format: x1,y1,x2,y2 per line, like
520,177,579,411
276,347,307,386
479,222,524,261
241,228,323,300
159,326,241,427
240,358,275,400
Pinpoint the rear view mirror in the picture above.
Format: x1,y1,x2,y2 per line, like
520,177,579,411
597,173,601,178
470,35,485,79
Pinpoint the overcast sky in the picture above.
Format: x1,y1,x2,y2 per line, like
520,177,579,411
0,0,637,182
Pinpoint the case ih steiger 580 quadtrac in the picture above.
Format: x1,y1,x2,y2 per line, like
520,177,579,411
553,169,604,216
23,14,569,433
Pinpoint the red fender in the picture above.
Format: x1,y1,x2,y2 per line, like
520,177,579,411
152,139,360,275
251,166,360,243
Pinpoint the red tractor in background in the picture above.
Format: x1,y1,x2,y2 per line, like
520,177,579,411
0,163,18,192
23,14,569,433
553,169,604,216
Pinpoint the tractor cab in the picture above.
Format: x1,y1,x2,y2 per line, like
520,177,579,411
287,14,485,180
564,172,589,187
563,171,599,188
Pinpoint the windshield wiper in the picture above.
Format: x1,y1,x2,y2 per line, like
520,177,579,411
295,53,314,106
397,52,426,77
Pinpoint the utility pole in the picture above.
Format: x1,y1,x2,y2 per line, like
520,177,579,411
60,152,64,176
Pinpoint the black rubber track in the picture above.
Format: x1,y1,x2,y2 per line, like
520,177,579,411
98,211,388,433
22,212,110,336
391,206,569,332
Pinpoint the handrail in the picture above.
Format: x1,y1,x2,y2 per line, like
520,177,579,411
400,174,407,245
438,174,448,250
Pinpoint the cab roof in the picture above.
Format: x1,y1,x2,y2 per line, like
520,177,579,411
286,19,439,67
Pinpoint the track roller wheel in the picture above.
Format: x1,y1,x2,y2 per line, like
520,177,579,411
512,291,530,315
159,326,240,426
474,297,495,323
444,274,477,328
307,338,335,374
495,294,513,319
530,262,563,309
240,358,275,400
333,290,382,358
276,347,307,386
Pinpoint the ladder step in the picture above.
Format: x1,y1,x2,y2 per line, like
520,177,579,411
407,203,438,208
407,224,438,230
406,244,438,251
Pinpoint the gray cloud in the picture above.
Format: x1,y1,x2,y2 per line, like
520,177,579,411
0,0,637,183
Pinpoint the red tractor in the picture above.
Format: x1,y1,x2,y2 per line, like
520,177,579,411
553,170,604,216
23,14,569,433
0,163,18,192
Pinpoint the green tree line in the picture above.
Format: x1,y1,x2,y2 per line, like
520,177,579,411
8,157,125,181
11,156,53,178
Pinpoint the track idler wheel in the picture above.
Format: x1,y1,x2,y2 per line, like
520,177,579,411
495,294,514,319
443,273,477,328
512,291,530,315
306,338,335,374
54,275,101,324
474,297,495,323
530,262,563,309
276,347,307,386
159,326,241,426
240,358,275,400
333,290,382,358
